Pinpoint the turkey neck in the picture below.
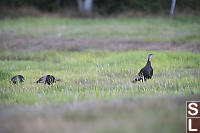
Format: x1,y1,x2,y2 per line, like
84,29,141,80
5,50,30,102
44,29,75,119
146,57,151,66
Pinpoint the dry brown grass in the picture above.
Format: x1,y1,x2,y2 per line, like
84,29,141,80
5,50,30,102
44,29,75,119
0,33,200,52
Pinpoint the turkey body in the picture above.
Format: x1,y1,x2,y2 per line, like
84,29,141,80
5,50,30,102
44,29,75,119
133,54,153,83
35,75,60,85
11,75,25,84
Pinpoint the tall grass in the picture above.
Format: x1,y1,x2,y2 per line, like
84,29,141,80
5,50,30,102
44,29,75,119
0,50,199,104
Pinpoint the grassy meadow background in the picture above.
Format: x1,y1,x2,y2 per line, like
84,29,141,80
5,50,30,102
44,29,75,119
0,16,200,43
0,16,200,133
0,50,199,104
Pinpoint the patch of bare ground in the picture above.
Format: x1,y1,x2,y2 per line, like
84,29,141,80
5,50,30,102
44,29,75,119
0,96,199,133
0,33,199,52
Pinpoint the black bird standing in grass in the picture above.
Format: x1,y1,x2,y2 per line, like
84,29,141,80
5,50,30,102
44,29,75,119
35,75,60,85
133,54,153,83
11,75,25,84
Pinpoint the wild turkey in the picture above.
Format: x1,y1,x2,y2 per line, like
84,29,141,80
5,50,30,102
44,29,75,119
35,75,60,85
133,54,153,83
11,75,25,84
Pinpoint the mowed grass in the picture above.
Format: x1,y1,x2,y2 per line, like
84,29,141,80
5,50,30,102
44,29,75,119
0,16,200,43
0,50,199,104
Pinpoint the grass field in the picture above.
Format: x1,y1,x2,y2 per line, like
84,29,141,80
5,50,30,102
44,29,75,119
0,16,200,44
0,16,200,133
0,96,195,133
0,50,199,104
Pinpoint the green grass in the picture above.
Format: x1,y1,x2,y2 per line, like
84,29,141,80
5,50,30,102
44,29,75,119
0,16,200,104
0,16,199,133
0,97,188,133
0,50,199,104
0,16,200,43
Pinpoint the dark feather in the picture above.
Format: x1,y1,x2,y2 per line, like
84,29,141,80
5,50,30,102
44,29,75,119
133,54,153,83
35,75,58,85
11,75,25,84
